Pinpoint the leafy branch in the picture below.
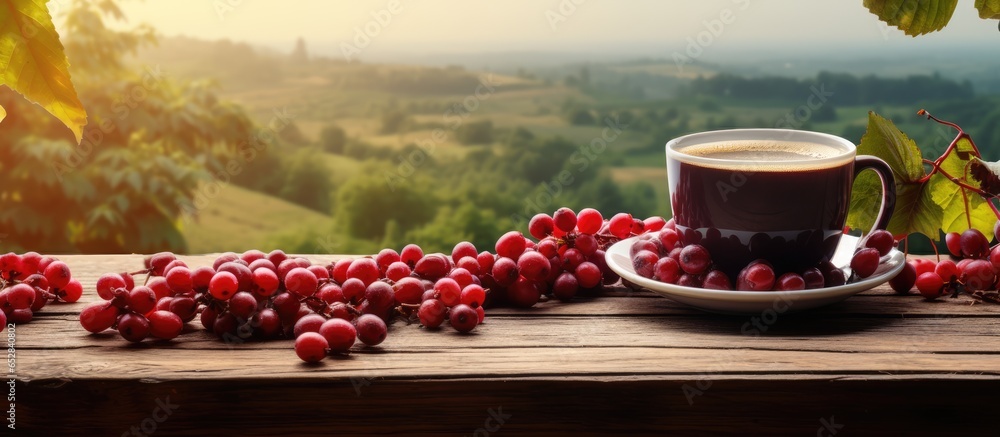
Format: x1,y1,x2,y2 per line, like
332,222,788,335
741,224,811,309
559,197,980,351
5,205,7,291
865,0,1000,36
847,111,997,241
0,0,87,143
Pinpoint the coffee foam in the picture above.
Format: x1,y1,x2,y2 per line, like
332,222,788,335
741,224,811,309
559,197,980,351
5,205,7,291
676,140,850,171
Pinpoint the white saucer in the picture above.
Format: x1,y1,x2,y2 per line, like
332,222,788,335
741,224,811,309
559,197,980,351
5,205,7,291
605,234,906,315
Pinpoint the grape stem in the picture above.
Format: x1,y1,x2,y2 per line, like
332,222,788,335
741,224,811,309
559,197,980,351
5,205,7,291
916,110,1000,223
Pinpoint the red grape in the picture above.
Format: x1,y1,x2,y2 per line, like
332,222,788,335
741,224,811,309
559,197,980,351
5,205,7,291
217,262,253,291
400,244,424,268
209,271,239,300
507,277,542,308
169,297,198,323
736,262,775,291
889,261,916,294
149,252,177,276
96,273,127,300
652,257,681,284
850,248,880,279
960,229,990,259
491,257,519,287
630,239,659,259
341,277,366,303
42,260,71,290
934,260,960,282
285,267,319,297
118,313,151,343
495,231,527,259
346,258,380,286
60,279,84,303
376,248,401,273
574,233,598,256
678,274,702,288
414,254,450,280
434,278,462,307
574,262,601,288
165,266,193,292
560,248,586,270
631,250,659,279
295,332,329,363
864,230,895,256
576,208,603,234
679,244,711,275
643,216,667,232
477,251,495,273
6,284,35,310
552,207,577,233
418,299,447,328
658,229,679,251
528,213,555,239
702,270,733,290
552,272,579,301
802,267,825,289
356,314,388,346
228,291,258,319
319,318,356,353
775,273,805,291
393,277,425,305
460,284,487,307
608,213,633,239
192,266,215,291
517,251,551,281
451,241,478,264
126,286,157,314
449,304,479,333
385,261,412,282
990,245,1000,272
365,281,396,313
911,259,936,277
252,268,280,296
963,259,995,291
148,310,184,340
945,232,962,257
294,314,328,337
915,272,945,299
317,283,346,304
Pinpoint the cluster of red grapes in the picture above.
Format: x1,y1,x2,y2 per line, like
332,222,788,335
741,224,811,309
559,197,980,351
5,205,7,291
630,227,896,291
300,207,661,363
76,207,661,363
0,252,83,328
79,250,390,347
889,226,1000,302
524,208,662,301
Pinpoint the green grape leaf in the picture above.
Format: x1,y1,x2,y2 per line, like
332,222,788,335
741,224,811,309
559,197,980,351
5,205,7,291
864,0,959,36
929,136,995,236
975,0,1000,18
0,0,88,143
848,112,942,238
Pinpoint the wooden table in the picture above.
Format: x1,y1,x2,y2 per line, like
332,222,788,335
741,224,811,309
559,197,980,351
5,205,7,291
14,254,1000,435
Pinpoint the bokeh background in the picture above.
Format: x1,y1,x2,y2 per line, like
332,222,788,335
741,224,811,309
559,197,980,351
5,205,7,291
2,0,998,255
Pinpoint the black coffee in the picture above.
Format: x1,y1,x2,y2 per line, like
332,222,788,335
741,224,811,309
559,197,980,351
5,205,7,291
668,140,853,276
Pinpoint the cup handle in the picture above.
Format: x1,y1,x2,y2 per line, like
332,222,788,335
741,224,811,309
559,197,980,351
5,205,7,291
854,156,896,233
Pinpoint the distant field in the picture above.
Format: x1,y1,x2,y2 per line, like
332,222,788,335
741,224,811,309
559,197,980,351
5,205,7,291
609,166,671,216
181,184,334,254
321,153,363,185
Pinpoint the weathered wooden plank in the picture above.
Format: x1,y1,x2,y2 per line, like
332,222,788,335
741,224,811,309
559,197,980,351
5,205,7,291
17,378,998,435
17,344,1000,382
17,313,1000,356
42,254,1000,318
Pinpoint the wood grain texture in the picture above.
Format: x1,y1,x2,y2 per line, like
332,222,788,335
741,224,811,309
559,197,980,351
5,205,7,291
12,254,1000,435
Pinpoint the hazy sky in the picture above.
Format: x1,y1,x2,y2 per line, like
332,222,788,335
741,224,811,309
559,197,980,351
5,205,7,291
94,1,997,61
